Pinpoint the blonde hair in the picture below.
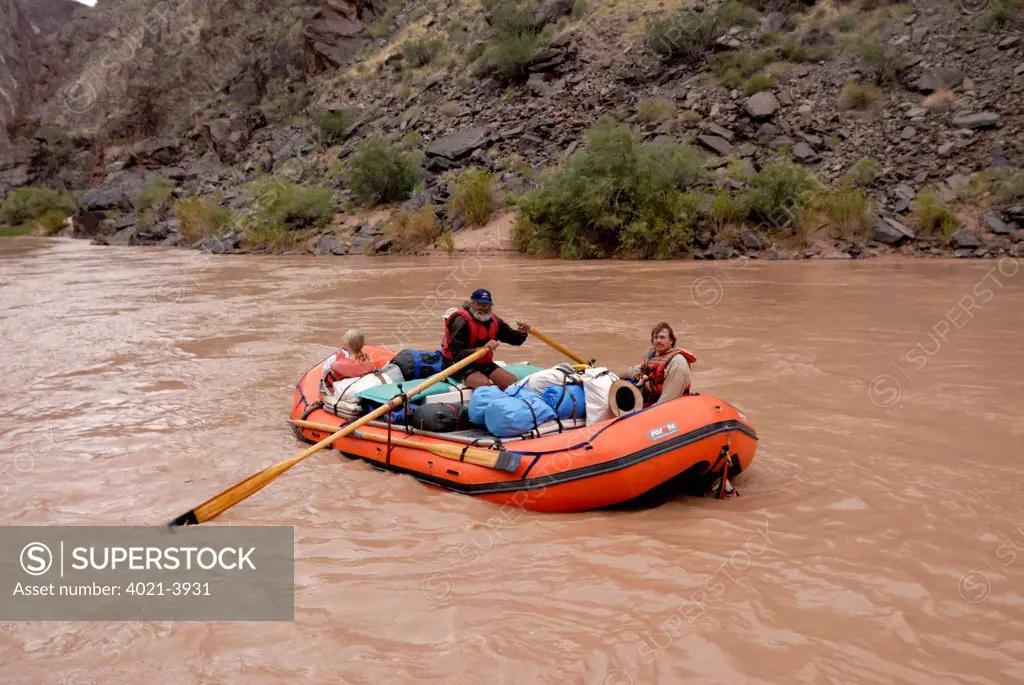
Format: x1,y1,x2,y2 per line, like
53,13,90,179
343,328,368,360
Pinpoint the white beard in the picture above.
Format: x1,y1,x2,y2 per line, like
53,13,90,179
472,311,492,323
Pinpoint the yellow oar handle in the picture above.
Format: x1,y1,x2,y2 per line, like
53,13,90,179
168,347,491,526
526,326,592,366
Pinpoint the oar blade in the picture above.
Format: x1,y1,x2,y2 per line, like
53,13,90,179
493,450,521,473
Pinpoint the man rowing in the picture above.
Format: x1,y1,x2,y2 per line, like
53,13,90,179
440,288,530,390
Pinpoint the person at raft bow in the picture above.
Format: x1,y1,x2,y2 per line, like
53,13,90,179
440,288,530,390
323,328,376,393
627,321,697,406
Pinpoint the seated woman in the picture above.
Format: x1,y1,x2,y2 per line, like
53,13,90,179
626,322,697,407
323,328,376,392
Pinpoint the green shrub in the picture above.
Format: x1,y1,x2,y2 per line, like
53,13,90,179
647,1,758,64
744,73,775,95
635,98,676,122
779,37,833,63
477,1,542,85
744,157,816,230
402,38,444,67
482,33,540,85
647,8,725,64
0,187,77,229
814,180,874,241
857,38,906,85
313,109,358,147
174,198,233,242
513,116,707,259
346,137,423,206
243,177,335,248
260,82,310,124
137,177,175,212
847,158,881,187
980,0,1022,30
911,187,959,237
712,49,774,80
36,210,71,234
995,170,1024,205
449,168,497,227
706,188,749,237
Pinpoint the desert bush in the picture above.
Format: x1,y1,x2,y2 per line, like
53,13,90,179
745,73,775,95
635,98,676,123
838,81,883,111
910,186,959,236
0,187,77,228
743,157,816,230
387,204,442,250
647,1,758,64
242,176,335,248
779,37,833,63
174,198,234,243
813,180,874,241
857,38,907,85
847,158,881,187
980,0,1022,30
402,38,444,67
261,82,310,123
712,49,775,81
346,137,423,206
313,109,358,146
137,177,175,212
478,1,542,85
448,168,496,227
513,117,706,259
705,188,749,237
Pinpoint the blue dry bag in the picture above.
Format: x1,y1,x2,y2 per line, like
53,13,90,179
484,390,558,438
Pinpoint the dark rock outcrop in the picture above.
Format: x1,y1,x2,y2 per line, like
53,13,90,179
304,0,387,68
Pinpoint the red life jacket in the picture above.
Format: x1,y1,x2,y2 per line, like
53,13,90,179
640,346,697,403
440,308,500,365
323,354,376,393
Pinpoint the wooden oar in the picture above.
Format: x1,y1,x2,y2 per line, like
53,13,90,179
167,348,491,526
288,419,519,472
526,326,593,366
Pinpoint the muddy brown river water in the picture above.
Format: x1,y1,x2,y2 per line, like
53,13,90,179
1,236,1023,684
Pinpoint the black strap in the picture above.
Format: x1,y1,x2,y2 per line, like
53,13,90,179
517,397,541,437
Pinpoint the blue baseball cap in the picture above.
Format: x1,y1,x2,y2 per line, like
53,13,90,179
470,288,493,304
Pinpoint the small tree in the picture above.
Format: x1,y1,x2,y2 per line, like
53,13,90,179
347,137,423,206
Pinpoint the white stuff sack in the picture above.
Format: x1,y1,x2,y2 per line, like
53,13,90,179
321,365,403,419
581,367,619,426
508,364,579,396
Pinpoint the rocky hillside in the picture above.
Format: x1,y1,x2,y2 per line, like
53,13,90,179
1,0,1023,259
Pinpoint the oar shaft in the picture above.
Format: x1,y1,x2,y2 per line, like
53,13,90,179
527,327,590,365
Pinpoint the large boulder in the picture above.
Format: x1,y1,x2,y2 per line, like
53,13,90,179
911,66,964,93
203,111,265,164
951,228,980,249
873,218,915,245
425,126,491,161
303,0,386,68
952,113,1001,130
127,138,181,167
745,91,779,120
79,170,149,212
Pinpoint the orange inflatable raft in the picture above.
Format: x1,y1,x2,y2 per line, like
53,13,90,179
289,346,758,513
